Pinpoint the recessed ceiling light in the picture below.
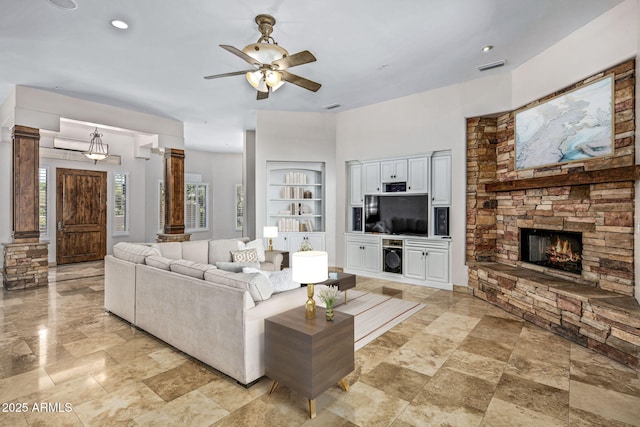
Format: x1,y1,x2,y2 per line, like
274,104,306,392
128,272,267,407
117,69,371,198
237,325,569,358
47,0,78,10
110,19,129,30
482,45,493,52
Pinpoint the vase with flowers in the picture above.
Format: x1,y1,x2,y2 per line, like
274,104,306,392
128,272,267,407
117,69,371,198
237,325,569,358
318,285,343,321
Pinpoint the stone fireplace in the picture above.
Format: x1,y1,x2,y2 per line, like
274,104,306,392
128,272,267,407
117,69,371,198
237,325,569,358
466,59,640,369
520,228,582,275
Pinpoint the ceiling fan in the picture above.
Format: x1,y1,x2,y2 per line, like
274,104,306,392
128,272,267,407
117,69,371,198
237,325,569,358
204,14,321,100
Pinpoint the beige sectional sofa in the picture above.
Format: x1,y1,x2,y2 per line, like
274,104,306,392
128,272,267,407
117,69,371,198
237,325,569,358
104,238,306,386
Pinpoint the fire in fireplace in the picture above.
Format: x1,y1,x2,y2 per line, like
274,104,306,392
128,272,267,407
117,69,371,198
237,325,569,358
520,228,582,274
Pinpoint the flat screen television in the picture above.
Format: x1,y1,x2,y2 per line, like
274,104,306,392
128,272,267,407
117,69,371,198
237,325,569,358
364,193,428,236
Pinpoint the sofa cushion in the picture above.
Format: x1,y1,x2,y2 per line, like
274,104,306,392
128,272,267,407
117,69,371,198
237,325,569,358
170,259,215,279
204,269,273,301
216,261,261,273
181,240,209,264
231,249,259,263
237,239,266,262
152,242,183,260
112,242,161,264
145,255,175,271
248,274,273,301
208,238,244,264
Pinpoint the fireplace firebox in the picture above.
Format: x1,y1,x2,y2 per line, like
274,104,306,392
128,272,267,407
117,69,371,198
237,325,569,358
520,228,582,274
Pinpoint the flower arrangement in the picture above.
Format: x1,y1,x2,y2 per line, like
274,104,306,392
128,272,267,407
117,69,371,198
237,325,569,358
299,240,314,251
318,285,343,321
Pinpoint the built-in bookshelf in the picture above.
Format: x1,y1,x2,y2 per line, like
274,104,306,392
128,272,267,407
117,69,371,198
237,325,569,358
267,161,325,233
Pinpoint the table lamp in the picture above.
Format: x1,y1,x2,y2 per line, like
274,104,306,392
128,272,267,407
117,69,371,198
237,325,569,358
263,226,278,251
292,251,328,320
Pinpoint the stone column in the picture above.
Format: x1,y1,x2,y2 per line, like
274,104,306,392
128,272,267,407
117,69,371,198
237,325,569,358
157,148,190,242
3,125,49,290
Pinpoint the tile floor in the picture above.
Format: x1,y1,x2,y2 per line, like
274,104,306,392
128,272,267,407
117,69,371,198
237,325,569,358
1,261,639,426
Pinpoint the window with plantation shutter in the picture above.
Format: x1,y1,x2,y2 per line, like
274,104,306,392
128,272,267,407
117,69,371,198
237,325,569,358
39,167,48,238
185,183,208,232
158,180,208,233
235,184,243,231
113,172,129,235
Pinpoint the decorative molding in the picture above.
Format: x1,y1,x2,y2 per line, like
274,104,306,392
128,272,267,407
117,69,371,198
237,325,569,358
40,147,122,165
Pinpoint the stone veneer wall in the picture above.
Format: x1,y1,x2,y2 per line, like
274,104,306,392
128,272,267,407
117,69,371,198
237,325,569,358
2,242,49,290
466,59,638,368
466,117,498,263
468,59,636,294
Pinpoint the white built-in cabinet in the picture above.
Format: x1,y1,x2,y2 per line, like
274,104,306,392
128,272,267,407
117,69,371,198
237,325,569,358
345,234,380,273
431,153,451,206
345,151,452,289
267,161,325,254
362,162,381,194
273,233,325,255
407,157,430,193
404,239,449,283
349,163,363,205
380,159,407,183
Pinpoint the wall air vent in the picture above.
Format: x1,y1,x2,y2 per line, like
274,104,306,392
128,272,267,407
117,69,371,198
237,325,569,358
477,60,506,71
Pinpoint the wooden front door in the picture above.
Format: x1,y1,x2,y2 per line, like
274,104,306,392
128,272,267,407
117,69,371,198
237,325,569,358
56,168,107,265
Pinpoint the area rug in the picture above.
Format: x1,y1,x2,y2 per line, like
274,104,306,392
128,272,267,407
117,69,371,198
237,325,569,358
315,286,425,351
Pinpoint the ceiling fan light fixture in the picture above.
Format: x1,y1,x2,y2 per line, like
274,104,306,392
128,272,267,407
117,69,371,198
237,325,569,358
265,70,282,87
243,43,288,65
246,70,263,89
270,80,285,92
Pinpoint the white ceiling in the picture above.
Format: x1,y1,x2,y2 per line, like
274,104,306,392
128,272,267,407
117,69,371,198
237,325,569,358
0,0,623,153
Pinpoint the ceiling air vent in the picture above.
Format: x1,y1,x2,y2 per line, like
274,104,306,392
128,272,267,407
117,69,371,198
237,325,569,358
325,104,341,110
477,60,506,72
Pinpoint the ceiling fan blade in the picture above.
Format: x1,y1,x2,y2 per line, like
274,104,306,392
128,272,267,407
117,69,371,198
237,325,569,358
257,89,269,100
203,70,254,80
271,50,317,70
220,44,264,67
280,70,321,92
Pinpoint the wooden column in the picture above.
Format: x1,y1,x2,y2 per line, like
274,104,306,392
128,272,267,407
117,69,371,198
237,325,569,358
12,125,40,242
4,125,48,290
158,148,190,242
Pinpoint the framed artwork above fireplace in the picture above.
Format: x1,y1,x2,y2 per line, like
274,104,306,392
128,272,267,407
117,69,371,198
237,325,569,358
514,75,614,170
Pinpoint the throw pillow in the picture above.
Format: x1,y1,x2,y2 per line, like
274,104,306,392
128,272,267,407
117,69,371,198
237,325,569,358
247,273,273,301
268,269,301,293
242,267,270,278
237,239,266,262
231,249,259,263
216,261,260,273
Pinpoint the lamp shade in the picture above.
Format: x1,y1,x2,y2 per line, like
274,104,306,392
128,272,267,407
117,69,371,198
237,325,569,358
292,251,328,284
263,226,278,238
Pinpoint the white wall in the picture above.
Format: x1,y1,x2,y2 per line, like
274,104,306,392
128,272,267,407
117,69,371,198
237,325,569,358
255,111,337,264
144,150,244,242
511,0,638,109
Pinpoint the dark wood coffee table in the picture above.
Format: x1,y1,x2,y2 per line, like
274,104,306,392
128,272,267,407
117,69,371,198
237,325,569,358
265,306,354,418
320,272,356,304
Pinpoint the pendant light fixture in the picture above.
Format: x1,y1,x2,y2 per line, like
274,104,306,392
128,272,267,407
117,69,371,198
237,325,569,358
84,128,109,164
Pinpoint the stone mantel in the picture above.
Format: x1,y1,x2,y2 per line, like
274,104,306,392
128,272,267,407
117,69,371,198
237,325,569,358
486,165,640,192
